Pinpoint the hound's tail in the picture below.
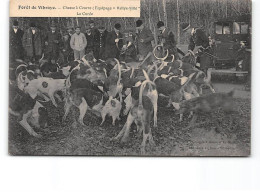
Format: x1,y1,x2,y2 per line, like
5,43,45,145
204,68,213,84
65,64,80,90
65,73,72,89
147,62,159,81
39,53,45,63
114,58,121,87
179,72,196,94
137,70,156,119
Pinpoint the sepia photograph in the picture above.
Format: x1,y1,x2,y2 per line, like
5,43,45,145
9,0,251,156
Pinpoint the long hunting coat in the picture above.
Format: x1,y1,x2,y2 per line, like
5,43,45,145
97,30,108,60
104,31,123,59
44,31,62,59
136,28,154,57
22,28,43,57
158,28,179,59
10,28,24,61
188,28,210,51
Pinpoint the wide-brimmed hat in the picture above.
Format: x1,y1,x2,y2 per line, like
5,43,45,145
114,23,121,30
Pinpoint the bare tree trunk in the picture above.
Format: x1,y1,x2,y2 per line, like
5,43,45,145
162,0,167,27
70,18,74,28
156,0,161,21
84,20,87,29
176,0,180,44
76,18,79,26
152,22,158,46
108,18,112,31
198,1,201,22
124,18,127,29
188,0,191,24
226,0,228,18
121,18,127,29
148,0,152,31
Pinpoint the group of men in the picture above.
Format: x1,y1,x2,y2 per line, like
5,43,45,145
10,20,109,63
10,19,210,69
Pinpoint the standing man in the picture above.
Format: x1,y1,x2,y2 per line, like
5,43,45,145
85,25,94,54
10,20,24,62
70,26,87,60
44,22,62,63
104,23,123,59
120,29,138,63
157,21,179,60
66,26,74,61
181,23,210,71
136,19,154,61
89,20,99,36
61,32,73,63
67,26,74,40
22,22,43,62
89,20,100,59
181,23,210,52
97,26,108,60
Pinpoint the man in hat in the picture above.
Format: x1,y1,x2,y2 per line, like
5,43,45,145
61,32,73,63
135,19,154,61
22,22,43,62
89,20,100,59
181,23,209,52
96,26,108,60
120,29,138,63
10,20,24,61
157,21,179,60
89,20,99,35
181,23,210,71
85,25,94,54
70,26,87,60
67,26,74,40
44,22,62,63
104,23,123,59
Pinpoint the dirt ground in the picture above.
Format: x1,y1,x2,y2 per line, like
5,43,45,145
8,82,251,156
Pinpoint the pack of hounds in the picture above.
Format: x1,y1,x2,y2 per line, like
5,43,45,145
9,47,237,154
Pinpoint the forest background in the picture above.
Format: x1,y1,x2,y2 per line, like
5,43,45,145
10,0,252,45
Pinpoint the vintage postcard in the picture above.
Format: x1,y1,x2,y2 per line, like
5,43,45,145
9,0,251,156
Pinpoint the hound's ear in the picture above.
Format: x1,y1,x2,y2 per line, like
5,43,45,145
171,54,175,62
